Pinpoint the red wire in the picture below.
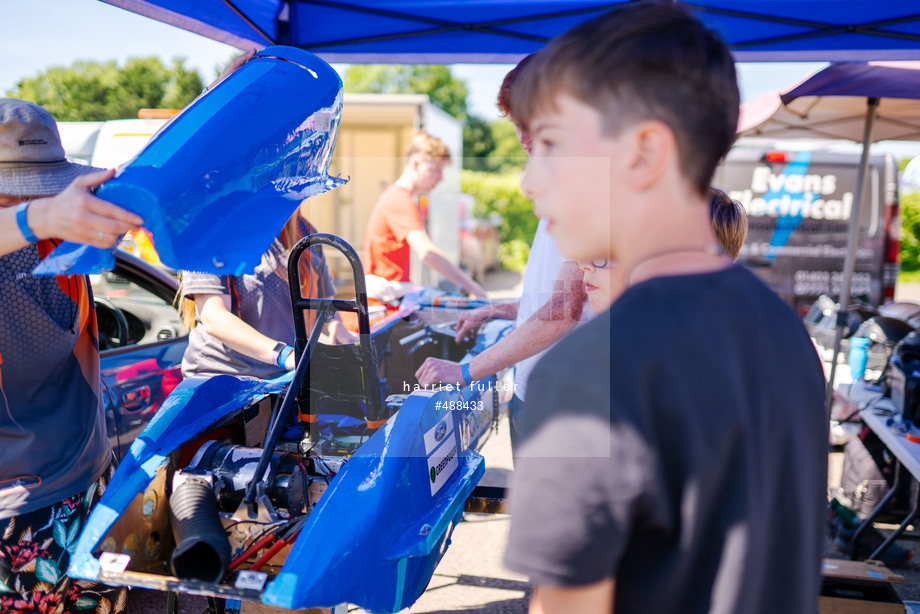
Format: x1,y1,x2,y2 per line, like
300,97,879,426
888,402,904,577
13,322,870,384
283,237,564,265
228,532,276,571
249,533,297,571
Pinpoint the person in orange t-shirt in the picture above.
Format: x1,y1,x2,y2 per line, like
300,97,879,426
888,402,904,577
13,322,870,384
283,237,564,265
364,131,487,298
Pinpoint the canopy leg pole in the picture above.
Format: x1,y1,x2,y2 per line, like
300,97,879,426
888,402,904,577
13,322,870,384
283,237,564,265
825,97,879,417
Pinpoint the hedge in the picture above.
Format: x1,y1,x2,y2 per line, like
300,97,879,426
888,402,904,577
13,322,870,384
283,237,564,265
461,170,538,271
901,190,920,272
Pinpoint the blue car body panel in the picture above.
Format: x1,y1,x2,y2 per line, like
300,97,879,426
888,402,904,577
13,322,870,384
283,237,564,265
35,46,346,277
70,373,292,582
263,389,484,611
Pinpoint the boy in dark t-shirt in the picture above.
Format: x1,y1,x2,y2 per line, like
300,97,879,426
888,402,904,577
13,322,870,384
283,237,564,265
503,4,828,614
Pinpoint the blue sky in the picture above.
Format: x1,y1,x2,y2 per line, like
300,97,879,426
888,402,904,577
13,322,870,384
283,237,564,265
2,0,829,121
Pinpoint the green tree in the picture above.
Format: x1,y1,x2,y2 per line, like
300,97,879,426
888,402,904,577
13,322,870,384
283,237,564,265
7,57,203,121
901,189,920,272
485,120,527,173
461,119,528,174
343,64,469,120
344,64,504,169
462,169,537,270
163,59,206,109
463,115,496,171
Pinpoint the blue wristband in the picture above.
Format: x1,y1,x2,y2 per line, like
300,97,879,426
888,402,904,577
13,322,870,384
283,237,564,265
461,362,472,386
279,345,295,369
16,201,38,243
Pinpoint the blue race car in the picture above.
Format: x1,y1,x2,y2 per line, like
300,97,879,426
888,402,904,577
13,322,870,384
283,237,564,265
71,234,514,613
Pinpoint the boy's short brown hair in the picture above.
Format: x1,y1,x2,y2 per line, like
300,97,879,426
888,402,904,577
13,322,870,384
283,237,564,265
709,187,748,260
511,2,739,195
405,131,451,162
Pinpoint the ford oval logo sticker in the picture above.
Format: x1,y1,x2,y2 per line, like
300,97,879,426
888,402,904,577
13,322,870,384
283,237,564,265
435,420,447,442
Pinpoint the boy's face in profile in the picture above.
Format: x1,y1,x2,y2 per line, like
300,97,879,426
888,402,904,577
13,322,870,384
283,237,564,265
521,94,616,263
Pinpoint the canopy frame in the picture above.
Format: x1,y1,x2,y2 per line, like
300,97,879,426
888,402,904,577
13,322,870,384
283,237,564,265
101,1,920,63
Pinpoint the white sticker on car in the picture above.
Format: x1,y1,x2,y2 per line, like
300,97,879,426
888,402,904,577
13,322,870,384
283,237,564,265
423,413,454,456
427,442,458,496
99,552,131,573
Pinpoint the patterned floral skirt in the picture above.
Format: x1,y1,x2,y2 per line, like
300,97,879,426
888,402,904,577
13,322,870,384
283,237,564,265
0,462,127,614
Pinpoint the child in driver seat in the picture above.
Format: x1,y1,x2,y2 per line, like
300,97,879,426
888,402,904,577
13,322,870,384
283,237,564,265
177,209,355,379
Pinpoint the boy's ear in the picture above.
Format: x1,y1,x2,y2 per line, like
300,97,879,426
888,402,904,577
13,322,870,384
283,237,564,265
626,120,675,191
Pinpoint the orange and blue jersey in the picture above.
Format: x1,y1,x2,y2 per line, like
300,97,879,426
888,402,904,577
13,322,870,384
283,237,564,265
0,240,110,518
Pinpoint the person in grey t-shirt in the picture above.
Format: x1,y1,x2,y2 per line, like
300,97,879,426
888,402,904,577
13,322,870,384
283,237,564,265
178,213,355,379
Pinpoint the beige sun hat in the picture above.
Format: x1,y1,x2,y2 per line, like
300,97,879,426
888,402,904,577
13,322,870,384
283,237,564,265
0,98,106,197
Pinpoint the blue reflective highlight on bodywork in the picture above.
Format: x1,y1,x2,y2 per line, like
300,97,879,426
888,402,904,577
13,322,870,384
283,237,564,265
35,46,345,276
33,240,118,276
766,151,812,260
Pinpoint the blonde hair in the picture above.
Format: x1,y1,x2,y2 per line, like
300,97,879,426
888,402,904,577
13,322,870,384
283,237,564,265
176,275,197,331
175,213,307,330
405,131,450,162
709,187,748,260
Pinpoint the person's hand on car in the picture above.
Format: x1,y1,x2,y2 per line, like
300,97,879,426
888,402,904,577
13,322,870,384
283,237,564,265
469,286,489,301
327,318,358,345
416,357,464,387
455,306,494,343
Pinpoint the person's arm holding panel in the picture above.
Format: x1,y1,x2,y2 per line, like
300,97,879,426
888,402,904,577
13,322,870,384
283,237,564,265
0,170,142,257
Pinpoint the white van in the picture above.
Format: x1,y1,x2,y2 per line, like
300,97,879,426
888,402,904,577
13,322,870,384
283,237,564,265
89,118,168,169
57,118,168,170
713,148,900,314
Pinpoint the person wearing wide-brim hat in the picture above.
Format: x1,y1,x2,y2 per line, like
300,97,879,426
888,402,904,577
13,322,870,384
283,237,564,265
0,98,142,254
0,98,142,614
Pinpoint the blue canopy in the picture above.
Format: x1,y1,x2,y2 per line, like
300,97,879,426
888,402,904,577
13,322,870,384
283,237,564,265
100,1,920,63
781,61,920,102
739,62,920,141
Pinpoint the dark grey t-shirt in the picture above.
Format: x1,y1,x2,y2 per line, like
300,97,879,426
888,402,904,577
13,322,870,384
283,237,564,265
181,229,334,379
505,265,827,614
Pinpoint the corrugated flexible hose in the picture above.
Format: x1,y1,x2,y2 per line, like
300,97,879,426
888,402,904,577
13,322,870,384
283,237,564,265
169,476,231,583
